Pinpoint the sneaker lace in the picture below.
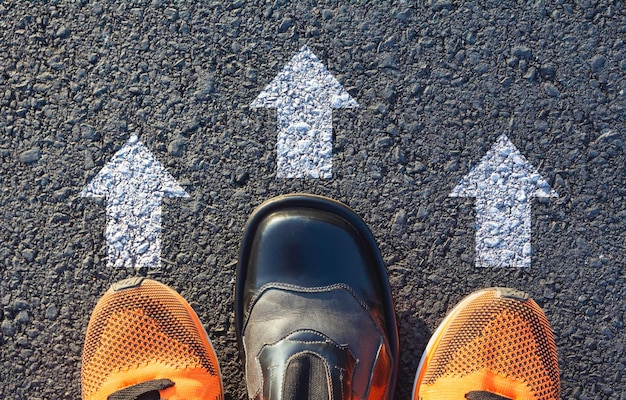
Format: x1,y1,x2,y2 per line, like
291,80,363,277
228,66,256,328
107,379,175,400
465,391,513,400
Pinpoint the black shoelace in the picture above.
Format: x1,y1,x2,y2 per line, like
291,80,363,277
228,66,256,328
108,379,175,400
465,391,513,400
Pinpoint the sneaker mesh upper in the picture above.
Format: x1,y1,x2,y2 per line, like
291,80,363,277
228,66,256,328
81,279,220,400
421,289,560,400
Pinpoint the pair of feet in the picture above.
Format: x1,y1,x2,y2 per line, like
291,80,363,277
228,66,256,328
81,194,560,400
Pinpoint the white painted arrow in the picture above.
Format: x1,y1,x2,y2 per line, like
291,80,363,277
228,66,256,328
251,45,358,179
81,135,189,269
450,134,558,268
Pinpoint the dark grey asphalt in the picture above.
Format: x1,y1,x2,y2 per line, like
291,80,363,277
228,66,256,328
0,1,624,399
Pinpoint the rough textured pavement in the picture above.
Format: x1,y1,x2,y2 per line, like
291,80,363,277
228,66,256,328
0,1,624,399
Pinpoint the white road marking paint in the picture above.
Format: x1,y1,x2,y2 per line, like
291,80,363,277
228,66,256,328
81,135,189,269
450,134,558,268
251,45,358,179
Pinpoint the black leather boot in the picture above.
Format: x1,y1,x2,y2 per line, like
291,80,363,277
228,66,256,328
236,194,399,400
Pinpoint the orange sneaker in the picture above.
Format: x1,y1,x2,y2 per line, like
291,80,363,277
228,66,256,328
413,288,560,400
81,277,223,400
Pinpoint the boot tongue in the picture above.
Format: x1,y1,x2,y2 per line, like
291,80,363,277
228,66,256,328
283,353,330,400
258,330,356,400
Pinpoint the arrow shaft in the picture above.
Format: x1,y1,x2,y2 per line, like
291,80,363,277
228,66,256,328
105,196,163,269
276,106,333,179
474,198,532,268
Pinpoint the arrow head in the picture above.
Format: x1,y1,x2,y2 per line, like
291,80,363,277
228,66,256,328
450,134,558,198
251,45,359,109
81,135,189,198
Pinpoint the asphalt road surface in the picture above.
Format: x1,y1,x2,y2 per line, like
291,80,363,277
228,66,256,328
0,1,624,399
